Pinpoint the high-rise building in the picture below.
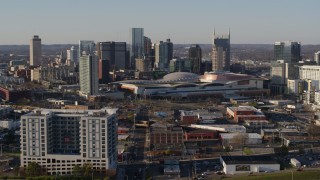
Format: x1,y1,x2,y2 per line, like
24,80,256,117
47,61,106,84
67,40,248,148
211,29,230,72
97,42,127,83
144,36,152,57
271,41,301,95
130,28,144,69
188,45,202,74
274,41,301,64
67,46,78,64
154,41,164,69
163,39,173,69
79,54,99,95
169,58,189,73
20,108,118,175
154,39,173,70
135,58,150,72
315,51,320,65
79,40,95,57
29,35,42,66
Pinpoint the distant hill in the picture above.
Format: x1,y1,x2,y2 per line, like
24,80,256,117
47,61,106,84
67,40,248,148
0,44,319,61
0,44,76,56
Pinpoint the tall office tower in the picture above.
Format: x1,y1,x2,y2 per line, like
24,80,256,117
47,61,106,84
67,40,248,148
163,39,173,69
79,54,99,95
211,29,230,72
154,39,173,70
59,51,66,64
150,44,156,69
130,28,144,69
274,41,301,64
29,35,42,66
20,108,118,175
154,41,164,69
271,41,301,95
79,40,95,57
189,45,202,74
97,42,127,83
144,36,152,57
67,46,79,64
315,51,320,65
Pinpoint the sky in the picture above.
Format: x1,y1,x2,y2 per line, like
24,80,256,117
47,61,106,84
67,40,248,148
0,0,319,45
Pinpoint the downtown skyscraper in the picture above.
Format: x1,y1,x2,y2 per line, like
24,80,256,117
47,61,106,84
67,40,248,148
130,28,144,69
189,45,202,74
67,46,78,66
271,41,301,95
211,29,230,72
154,39,173,70
79,54,99,96
79,40,96,57
274,41,301,64
97,42,128,83
315,51,320,65
29,35,42,66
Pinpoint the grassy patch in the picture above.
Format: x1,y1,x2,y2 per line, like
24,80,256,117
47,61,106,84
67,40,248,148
227,170,320,180
4,152,21,157
243,147,253,155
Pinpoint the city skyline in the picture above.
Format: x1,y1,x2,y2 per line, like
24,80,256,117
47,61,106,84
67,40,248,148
0,0,319,45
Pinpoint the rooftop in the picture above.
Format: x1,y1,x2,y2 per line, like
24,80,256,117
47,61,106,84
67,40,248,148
221,155,278,165
228,106,260,112
220,133,262,139
24,108,118,117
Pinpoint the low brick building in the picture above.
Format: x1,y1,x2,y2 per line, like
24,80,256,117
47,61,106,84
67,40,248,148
226,106,266,123
148,124,184,147
0,86,31,102
184,129,216,141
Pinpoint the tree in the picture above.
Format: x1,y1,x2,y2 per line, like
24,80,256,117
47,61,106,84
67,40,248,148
298,145,305,154
230,133,249,149
3,130,15,145
274,145,289,156
26,162,42,176
308,124,320,136
82,163,93,177
72,165,82,176
243,147,253,155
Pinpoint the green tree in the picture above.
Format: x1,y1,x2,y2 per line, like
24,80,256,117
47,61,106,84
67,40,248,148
82,163,93,177
3,130,15,144
243,147,253,155
72,165,82,176
298,145,305,154
26,162,42,176
308,124,320,136
274,145,289,156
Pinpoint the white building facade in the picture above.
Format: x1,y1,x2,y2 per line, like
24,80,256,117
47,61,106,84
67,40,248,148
220,156,280,174
300,66,320,90
20,108,117,175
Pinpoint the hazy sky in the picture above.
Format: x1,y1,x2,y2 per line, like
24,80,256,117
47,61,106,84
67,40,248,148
0,0,319,45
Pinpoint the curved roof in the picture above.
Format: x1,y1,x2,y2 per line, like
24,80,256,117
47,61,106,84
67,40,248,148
162,72,200,82
114,72,200,85
202,72,253,82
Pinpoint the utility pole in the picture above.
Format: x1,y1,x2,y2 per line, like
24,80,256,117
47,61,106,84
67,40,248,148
0,144,2,157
